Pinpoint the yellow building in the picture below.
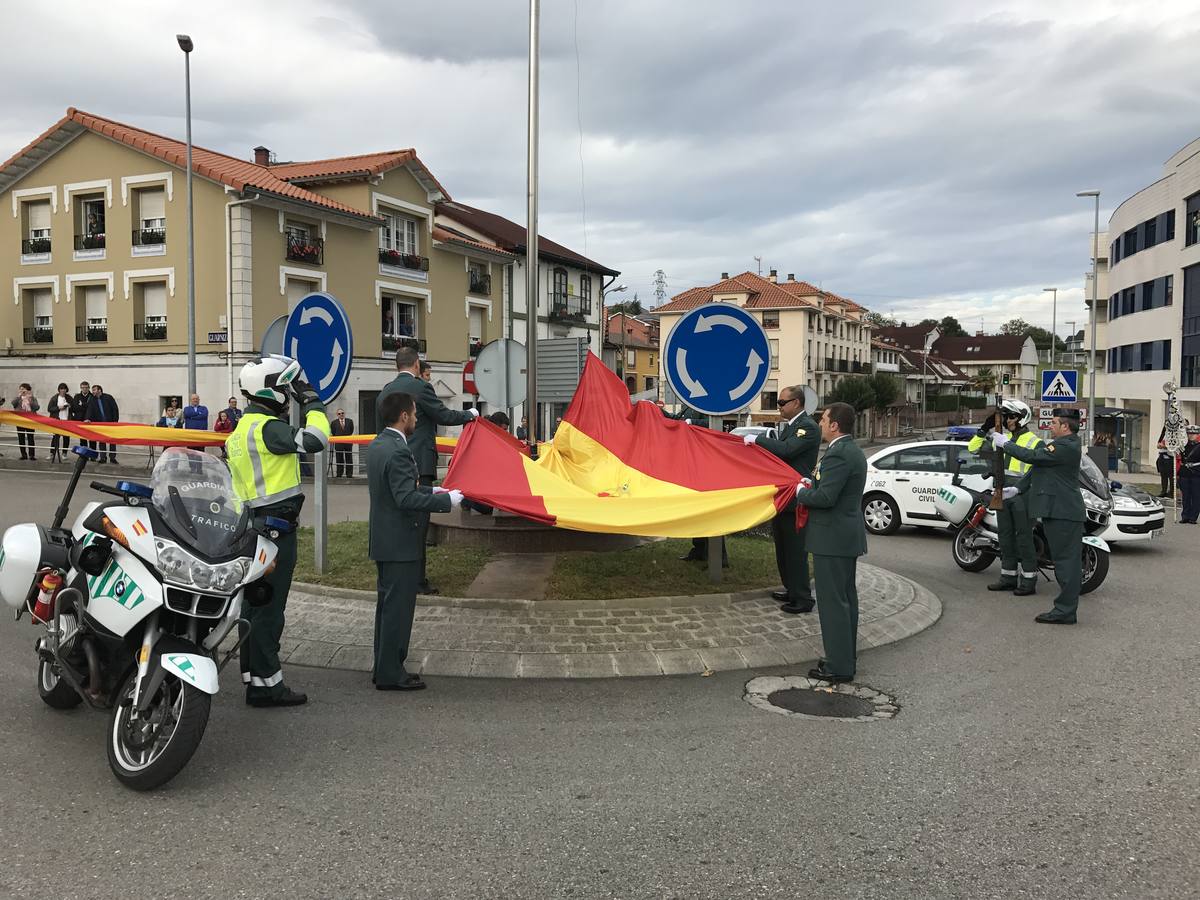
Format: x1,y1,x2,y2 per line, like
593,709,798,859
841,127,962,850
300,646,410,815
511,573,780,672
0,108,616,431
603,309,659,398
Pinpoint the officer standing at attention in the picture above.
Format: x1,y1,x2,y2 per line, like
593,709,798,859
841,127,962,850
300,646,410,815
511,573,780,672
377,347,477,594
791,402,868,682
1178,425,1200,523
226,356,331,706
993,408,1084,624
744,385,820,614
968,399,1042,595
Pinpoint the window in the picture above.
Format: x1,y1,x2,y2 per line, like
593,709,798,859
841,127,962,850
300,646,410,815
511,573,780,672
468,261,489,294
579,274,592,312
955,446,991,477
32,288,53,329
1145,217,1157,248
380,211,418,255
872,451,899,471
769,338,779,370
1167,274,1174,306
762,311,779,329
1123,227,1138,257
626,348,637,366
644,376,655,393
81,197,105,237
1186,193,1200,247
553,268,568,304
285,277,317,311
382,296,418,337
1167,209,1176,241
27,201,51,241
760,390,778,411
143,282,167,325
139,188,166,231
468,306,484,342
894,447,950,472
285,222,310,244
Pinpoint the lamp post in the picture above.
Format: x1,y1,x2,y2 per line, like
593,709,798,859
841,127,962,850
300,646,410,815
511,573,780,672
606,283,628,384
1043,287,1058,370
1077,190,1101,443
177,34,197,397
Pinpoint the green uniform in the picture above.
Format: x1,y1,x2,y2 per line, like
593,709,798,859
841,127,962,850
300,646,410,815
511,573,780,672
377,372,475,590
968,426,1042,589
366,428,452,686
792,435,868,678
1004,432,1085,618
754,413,820,604
226,399,330,699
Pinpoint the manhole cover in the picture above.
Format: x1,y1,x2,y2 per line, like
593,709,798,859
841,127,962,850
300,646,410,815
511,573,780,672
744,675,898,722
767,688,874,718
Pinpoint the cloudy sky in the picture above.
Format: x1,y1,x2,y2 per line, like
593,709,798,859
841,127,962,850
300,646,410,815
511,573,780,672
4,0,1199,335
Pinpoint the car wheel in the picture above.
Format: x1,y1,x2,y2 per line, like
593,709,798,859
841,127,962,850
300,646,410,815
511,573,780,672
862,493,901,535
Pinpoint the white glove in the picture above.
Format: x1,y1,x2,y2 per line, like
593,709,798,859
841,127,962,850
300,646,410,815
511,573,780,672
991,431,1010,450
468,408,480,418
447,489,464,507
684,418,693,425
431,486,449,494
1001,486,1018,500
743,433,758,445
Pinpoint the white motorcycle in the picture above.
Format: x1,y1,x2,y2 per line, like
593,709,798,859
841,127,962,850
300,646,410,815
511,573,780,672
0,446,288,790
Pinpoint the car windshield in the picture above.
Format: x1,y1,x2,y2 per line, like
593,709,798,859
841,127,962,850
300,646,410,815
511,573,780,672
1078,453,1111,501
150,448,248,557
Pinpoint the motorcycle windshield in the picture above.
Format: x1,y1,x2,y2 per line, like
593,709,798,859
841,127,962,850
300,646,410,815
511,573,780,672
150,448,249,558
1079,453,1111,501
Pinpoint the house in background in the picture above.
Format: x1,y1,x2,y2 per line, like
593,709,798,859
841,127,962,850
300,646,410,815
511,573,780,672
602,309,659,399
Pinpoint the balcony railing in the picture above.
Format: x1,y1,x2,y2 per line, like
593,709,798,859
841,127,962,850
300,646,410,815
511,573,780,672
134,322,168,341
468,272,491,294
378,249,429,271
852,361,873,375
549,294,591,322
286,236,324,266
762,318,780,329
469,339,484,357
132,227,166,247
21,237,51,255
76,324,108,343
382,334,427,354
74,233,106,251
23,326,52,344
823,357,835,371
837,359,849,373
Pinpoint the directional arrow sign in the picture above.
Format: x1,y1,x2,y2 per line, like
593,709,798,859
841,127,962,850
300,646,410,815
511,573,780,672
282,292,354,404
663,302,772,416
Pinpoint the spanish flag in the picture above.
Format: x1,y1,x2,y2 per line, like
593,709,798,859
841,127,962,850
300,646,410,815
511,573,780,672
443,354,802,537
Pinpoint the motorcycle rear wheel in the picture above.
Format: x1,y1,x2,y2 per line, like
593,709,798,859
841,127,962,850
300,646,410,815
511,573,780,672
37,657,83,710
952,526,996,573
1080,545,1109,595
107,669,211,791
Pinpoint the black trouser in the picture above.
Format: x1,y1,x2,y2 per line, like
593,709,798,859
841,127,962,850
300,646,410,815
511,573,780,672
1158,457,1175,496
16,428,35,458
99,442,117,463
813,555,859,677
334,444,352,477
1182,476,1200,523
772,510,811,602
51,433,66,457
373,560,421,685
241,524,298,698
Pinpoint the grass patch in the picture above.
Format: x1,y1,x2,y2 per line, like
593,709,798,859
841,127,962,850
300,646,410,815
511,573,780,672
545,535,780,603
295,521,491,594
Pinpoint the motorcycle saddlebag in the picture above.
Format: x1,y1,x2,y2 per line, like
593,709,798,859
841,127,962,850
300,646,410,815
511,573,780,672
0,524,71,609
933,485,975,526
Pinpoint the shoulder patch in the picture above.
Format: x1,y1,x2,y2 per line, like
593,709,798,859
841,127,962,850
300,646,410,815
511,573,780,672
797,429,806,436
1047,444,1056,452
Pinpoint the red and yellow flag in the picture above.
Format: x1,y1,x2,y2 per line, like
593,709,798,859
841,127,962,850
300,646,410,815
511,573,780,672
443,354,802,537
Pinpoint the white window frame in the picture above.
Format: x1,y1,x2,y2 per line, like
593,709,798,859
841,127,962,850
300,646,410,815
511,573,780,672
465,297,493,321
11,186,57,217
375,280,431,314
278,266,327,296
12,275,59,306
383,296,420,338
124,267,176,301
121,172,174,205
64,272,114,304
63,179,113,212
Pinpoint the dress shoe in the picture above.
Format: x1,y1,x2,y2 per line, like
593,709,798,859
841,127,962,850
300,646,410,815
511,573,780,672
1013,584,1037,596
807,665,853,683
1034,611,1077,625
679,553,702,562
772,590,789,602
247,685,308,707
987,579,1017,592
376,674,426,691
780,601,814,615
418,583,439,595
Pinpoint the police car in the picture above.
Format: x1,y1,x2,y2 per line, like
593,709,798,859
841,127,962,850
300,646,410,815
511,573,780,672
862,439,994,535
1102,481,1166,543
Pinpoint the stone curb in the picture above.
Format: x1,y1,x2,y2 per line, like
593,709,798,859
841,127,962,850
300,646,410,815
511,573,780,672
281,565,942,680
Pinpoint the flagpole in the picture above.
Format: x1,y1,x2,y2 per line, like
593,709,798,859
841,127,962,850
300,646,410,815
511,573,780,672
525,0,540,451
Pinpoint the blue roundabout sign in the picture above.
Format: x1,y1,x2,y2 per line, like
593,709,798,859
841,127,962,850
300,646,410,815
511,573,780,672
663,303,772,416
282,292,354,404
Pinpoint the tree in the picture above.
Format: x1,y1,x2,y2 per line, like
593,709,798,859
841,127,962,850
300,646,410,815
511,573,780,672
826,376,875,412
1000,317,1065,354
609,299,644,316
867,372,902,412
972,367,997,394
938,315,967,337
916,318,939,330
863,311,897,328
1000,318,1032,336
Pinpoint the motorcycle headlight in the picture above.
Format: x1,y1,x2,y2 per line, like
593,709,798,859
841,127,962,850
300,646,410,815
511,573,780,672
158,545,192,583
209,560,249,593
189,562,214,590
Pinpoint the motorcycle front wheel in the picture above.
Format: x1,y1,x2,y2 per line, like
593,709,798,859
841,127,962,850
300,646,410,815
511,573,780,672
952,526,996,572
107,669,211,791
1080,545,1109,595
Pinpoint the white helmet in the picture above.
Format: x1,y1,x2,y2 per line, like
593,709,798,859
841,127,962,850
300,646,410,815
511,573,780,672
1000,398,1032,428
239,355,302,408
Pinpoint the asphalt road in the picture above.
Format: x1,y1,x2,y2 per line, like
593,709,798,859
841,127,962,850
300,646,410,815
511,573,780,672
0,472,1196,899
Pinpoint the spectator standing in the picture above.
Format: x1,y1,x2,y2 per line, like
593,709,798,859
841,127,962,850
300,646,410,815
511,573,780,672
84,384,119,464
222,396,243,425
1179,425,1200,524
213,409,235,459
419,360,432,382
157,404,184,428
330,407,355,477
1156,428,1175,499
516,415,529,442
183,393,209,454
47,383,72,462
70,380,93,452
11,383,40,460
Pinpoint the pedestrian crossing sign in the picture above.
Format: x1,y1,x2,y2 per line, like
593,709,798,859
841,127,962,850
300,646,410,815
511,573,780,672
1041,369,1078,403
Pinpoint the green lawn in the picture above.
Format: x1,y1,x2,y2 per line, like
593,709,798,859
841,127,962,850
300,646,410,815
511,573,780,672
545,535,780,602
294,522,491,594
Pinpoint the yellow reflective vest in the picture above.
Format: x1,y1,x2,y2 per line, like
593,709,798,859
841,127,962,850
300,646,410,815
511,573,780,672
227,410,330,509
968,428,1042,478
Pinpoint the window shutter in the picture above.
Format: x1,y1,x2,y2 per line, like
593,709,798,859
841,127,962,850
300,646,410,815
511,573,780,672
32,289,52,319
469,307,484,339
27,201,51,232
139,189,165,221
85,285,107,322
143,282,167,319
286,278,315,311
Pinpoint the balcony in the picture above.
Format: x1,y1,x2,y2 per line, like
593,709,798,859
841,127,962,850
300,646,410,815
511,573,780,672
378,249,429,272
132,227,167,256
73,233,106,260
23,326,53,344
469,339,484,357
852,361,872,375
76,324,108,343
382,334,426,354
286,235,324,266
21,237,51,255
134,322,167,341
837,359,849,373
468,271,492,295
549,294,591,323
823,357,835,371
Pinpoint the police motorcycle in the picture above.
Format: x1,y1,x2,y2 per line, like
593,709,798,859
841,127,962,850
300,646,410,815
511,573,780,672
934,451,1113,595
0,445,289,790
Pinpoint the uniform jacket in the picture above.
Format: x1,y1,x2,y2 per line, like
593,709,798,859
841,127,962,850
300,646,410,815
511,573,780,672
366,429,453,562
84,393,118,423
754,412,820,479
1005,432,1085,521
793,435,868,557
376,372,474,478
1180,440,1200,479
330,417,355,437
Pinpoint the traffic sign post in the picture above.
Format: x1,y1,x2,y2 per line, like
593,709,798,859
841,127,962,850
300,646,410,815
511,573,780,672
663,303,772,416
282,292,354,575
1041,369,1078,404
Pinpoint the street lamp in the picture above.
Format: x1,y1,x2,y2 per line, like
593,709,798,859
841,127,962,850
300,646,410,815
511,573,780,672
1066,320,1076,366
1077,189,1101,443
605,283,628,381
1043,287,1058,370
177,33,197,397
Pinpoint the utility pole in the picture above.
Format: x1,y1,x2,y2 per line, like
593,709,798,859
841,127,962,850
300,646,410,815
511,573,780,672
524,0,540,448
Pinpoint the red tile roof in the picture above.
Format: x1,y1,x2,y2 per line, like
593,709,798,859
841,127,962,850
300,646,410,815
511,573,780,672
604,311,658,348
875,324,940,351
0,108,382,221
431,224,516,258
654,271,866,314
269,149,452,200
